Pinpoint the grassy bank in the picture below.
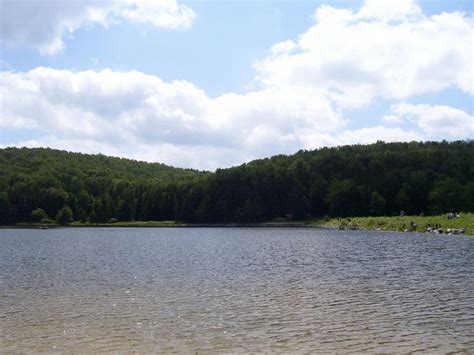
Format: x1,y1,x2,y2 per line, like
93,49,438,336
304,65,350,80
311,213,474,236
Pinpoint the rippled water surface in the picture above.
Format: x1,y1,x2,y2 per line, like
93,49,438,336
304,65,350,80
1,228,473,353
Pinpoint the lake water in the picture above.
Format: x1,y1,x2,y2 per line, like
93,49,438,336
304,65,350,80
0,228,473,353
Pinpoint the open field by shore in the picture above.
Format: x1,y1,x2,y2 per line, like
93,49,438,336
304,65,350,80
311,213,474,236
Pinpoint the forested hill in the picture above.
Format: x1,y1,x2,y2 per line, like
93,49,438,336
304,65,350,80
1,141,473,225
0,147,207,224
0,147,204,181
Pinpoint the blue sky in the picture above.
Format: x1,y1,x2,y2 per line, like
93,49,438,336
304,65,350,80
1,0,473,169
2,1,333,95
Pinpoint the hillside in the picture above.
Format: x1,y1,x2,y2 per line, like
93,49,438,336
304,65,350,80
1,141,473,224
0,147,207,224
199,140,474,222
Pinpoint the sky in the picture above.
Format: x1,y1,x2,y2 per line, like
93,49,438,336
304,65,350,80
0,0,473,170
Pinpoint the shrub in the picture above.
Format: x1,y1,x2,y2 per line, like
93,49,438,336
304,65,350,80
55,206,73,225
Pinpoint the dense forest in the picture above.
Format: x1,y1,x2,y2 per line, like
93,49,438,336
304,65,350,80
1,141,473,225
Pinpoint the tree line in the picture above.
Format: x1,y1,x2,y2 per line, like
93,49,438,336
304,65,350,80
1,141,473,225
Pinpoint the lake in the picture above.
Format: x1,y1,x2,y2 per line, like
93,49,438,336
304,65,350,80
0,227,473,352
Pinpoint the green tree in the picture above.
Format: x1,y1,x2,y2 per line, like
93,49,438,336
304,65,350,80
396,188,410,214
428,178,463,214
78,209,87,223
326,179,360,217
0,192,12,224
287,182,309,220
56,205,73,225
40,187,69,219
462,182,474,211
235,199,262,222
118,187,136,221
369,191,386,216
309,178,328,216
31,208,48,222
1,141,474,224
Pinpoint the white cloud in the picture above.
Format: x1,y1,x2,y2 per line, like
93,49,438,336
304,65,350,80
270,40,297,55
0,67,345,169
357,0,422,21
301,126,422,150
118,0,195,29
255,0,473,107
1,0,473,169
386,103,474,139
381,114,404,124
0,0,196,55
335,126,422,145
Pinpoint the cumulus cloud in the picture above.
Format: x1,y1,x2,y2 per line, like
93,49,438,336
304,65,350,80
0,67,345,169
381,114,404,125
1,0,472,169
0,0,196,54
300,126,422,150
384,103,474,139
334,126,422,145
255,0,473,107
357,0,422,21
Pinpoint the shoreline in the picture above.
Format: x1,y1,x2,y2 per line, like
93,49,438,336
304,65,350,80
2,214,473,236
310,214,474,236
1,222,317,229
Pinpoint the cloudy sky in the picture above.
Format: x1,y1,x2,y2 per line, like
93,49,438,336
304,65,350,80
0,0,473,170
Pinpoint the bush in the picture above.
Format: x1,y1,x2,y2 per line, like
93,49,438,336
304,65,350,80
31,208,48,222
55,205,73,225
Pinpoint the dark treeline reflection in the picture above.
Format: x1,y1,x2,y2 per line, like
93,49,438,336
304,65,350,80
1,141,473,224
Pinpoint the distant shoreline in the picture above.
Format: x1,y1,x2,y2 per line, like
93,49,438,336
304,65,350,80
1,222,316,229
2,214,473,236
